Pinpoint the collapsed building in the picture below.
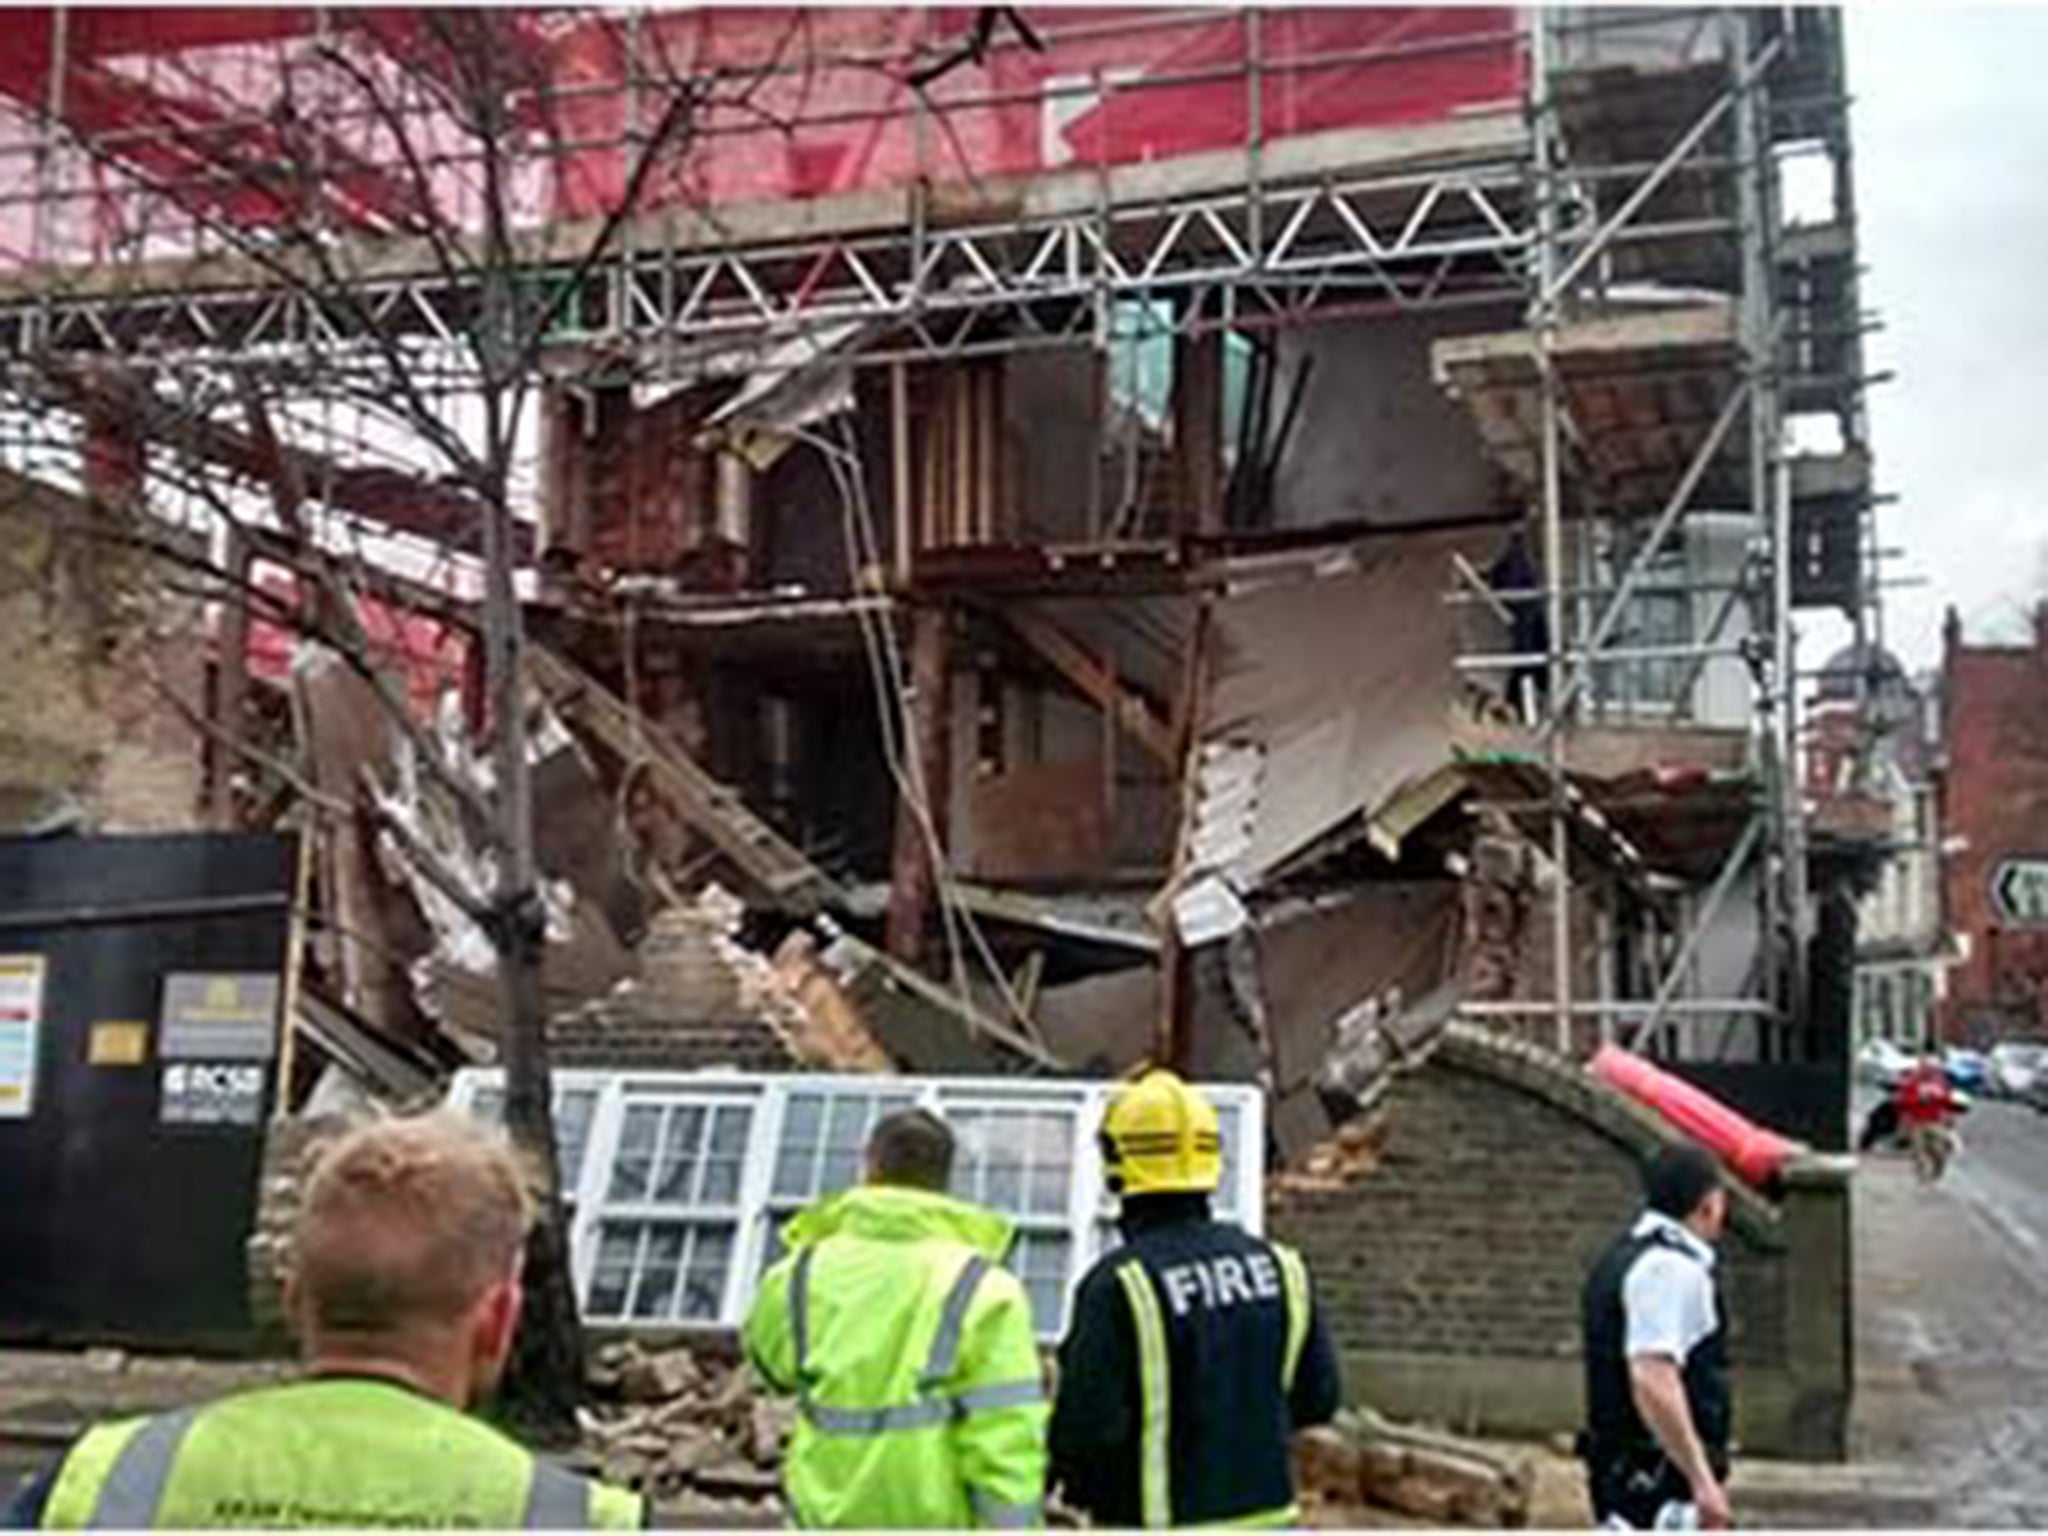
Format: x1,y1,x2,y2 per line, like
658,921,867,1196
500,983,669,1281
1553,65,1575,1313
0,4,1877,1463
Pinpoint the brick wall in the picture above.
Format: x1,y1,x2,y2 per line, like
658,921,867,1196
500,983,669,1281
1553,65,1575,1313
1270,1027,1849,1458
1937,611,2048,1041
0,486,204,832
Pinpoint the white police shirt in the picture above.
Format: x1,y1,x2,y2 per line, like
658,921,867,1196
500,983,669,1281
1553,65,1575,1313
1621,1210,1719,1365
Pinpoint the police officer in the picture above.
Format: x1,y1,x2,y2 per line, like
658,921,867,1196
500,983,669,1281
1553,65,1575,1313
15,1111,641,1529
1580,1143,1733,1530
1050,1069,1340,1528
744,1108,1048,1528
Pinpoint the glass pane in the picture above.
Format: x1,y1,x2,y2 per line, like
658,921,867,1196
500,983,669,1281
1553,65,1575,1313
772,1142,814,1201
820,1148,861,1196
782,1092,824,1145
701,1156,743,1205
609,1106,661,1201
711,1105,751,1154
557,1090,598,1184
470,1087,504,1125
824,1093,871,1154
757,1212,791,1278
774,1093,825,1199
1010,1231,1072,1332
655,1106,708,1203
587,1223,639,1318
631,1226,686,1320
681,1227,734,1320
1216,1106,1242,1212
985,1153,1023,1213
1026,1163,1067,1218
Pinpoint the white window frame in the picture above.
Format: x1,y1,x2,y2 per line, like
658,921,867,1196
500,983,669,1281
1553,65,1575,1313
447,1068,1267,1338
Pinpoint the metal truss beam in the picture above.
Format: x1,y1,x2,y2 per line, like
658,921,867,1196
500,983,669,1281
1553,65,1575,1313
0,159,1532,370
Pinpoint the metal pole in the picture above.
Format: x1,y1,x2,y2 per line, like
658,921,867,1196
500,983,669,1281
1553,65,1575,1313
1727,9,1801,1047
1541,35,1785,307
1545,380,1751,723
1639,814,1765,1045
1530,8,1573,1057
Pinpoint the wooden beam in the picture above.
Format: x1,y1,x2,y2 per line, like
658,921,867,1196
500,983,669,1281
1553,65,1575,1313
208,528,253,829
1174,328,1224,534
1004,608,1178,768
525,644,835,916
886,603,953,963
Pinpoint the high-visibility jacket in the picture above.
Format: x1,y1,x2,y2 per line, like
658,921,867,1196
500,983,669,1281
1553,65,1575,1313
1050,1194,1342,1529
37,1376,642,1529
743,1183,1049,1529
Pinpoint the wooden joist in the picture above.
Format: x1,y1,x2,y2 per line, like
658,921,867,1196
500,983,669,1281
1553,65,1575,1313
1004,608,1179,767
525,645,837,916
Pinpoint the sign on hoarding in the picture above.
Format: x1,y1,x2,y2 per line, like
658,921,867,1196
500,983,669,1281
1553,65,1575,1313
0,955,47,1119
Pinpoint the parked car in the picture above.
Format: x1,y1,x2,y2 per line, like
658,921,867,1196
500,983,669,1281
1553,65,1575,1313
1856,1037,1914,1090
1944,1046,1992,1095
1988,1042,2048,1101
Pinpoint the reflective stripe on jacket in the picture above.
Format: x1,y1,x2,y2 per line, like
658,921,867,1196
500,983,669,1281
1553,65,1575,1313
38,1377,642,1529
1050,1198,1342,1529
743,1184,1048,1529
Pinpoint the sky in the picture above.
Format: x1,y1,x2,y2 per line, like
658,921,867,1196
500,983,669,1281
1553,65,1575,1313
1849,3,2048,667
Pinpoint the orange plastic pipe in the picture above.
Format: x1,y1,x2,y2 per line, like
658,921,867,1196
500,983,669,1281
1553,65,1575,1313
1591,1045,1802,1189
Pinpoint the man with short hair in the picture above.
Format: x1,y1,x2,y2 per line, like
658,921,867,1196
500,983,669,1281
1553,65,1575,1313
15,1111,641,1529
1580,1143,1734,1530
744,1107,1048,1528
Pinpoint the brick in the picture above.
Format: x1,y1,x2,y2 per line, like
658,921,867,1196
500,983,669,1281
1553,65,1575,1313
1271,1045,1795,1373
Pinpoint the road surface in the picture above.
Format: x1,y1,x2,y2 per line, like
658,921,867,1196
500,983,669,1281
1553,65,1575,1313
1834,1096,2048,1526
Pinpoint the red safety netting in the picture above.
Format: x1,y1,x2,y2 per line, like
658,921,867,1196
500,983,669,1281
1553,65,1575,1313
0,6,1523,271
244,567,470,716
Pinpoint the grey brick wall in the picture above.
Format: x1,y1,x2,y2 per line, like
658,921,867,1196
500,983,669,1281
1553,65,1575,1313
1272,1030,1793,1377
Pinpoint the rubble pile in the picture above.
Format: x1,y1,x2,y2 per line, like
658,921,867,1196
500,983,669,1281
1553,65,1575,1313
1271,1116,1386,1194
1295,1409,1535,1528
576,1339,789,1520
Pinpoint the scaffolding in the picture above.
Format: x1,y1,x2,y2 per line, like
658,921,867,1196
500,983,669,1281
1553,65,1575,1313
1442,7,1875,1061
0,6,1878,1066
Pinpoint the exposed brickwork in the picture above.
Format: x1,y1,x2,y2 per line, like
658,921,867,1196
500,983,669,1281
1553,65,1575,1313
548,1012,795,1073
1273,1038,1789,1374
0,485,204,832
1937,608,2048,1042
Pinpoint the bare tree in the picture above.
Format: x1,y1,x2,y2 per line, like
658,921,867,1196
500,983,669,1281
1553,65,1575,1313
0,9,800,1439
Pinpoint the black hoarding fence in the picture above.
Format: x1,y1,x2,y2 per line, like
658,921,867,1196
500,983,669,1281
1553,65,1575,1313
0,832,298,1352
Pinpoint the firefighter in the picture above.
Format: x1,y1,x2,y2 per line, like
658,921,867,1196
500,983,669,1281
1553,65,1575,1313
1050,1069,1341,1528
18,1112,641,1529
1579,1142,1734,1530
743,1108,1048,1528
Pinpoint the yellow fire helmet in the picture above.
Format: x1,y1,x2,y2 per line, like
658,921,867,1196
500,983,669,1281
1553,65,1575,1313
1098,1068,1224,1196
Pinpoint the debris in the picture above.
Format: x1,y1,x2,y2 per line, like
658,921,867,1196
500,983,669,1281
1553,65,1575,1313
617,1345,704,1404
1294,1408,1534,1528
764,929,893,1072
578,1341,785,1517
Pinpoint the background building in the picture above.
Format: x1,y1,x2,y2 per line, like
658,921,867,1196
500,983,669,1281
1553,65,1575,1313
1936,605,2048,1044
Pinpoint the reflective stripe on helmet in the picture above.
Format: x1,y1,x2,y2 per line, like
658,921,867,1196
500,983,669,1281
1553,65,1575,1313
1116,1260,1174,1529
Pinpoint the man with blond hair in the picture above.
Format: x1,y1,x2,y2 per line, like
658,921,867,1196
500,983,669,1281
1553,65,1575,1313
10,1111,641,1529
